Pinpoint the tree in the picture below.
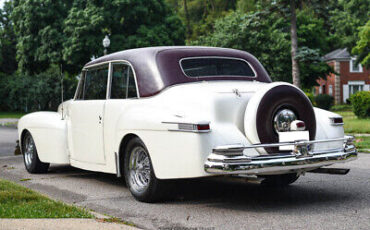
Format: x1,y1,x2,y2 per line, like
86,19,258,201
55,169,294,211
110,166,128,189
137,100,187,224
165,0,237,41
267,0,333,88
183,0,191,37
352,20,370,68
63,0,185,74
191,11,292,82
12,0,72,74
0,1,17,75
290,0,300,87
329,0,370,51
192,8,332,89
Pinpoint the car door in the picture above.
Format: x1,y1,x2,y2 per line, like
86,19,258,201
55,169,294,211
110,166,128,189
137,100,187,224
103,62,139,159
68,64,109,164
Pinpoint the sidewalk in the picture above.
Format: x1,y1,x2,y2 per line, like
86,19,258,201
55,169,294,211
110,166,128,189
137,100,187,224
353,133,370,137
0,218,139,230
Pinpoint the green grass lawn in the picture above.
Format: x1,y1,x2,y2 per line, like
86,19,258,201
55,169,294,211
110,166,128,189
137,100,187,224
0,179,93,218
335,111,370,134
332,110,369,153
0,112,25,119
354,136,370,153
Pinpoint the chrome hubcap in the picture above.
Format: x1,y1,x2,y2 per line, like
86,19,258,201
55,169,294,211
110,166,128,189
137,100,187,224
273,109,297,132
24,135,35,167
128,146,151,192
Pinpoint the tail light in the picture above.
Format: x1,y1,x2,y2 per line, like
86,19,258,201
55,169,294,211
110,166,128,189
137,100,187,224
290,120,306,131
330,117,344,126
196,124,210,131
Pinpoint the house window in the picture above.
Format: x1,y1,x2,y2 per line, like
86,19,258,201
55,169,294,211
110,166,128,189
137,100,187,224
319,86,322,94
350,58,363,73
329,85,333,96
348,81,365,96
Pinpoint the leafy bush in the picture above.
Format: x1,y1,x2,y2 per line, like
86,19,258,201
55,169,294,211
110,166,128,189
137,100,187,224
350,91,370,118
0,65,77,112
305,92,316,106
314,94,334,110
330,104,352,112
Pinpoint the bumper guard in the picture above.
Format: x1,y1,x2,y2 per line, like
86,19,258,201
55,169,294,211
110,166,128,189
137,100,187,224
204,136,358,175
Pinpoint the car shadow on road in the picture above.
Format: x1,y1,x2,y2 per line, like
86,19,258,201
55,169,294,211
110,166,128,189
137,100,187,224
47,165,356,212
48,165,126,186
165,177,357,212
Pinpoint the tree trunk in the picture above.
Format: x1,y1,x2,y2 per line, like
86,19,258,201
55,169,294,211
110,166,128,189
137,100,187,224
290,0,300,88
183,0,191,38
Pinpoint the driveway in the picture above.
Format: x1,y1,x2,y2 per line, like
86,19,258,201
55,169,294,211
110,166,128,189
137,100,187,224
0,153,369,230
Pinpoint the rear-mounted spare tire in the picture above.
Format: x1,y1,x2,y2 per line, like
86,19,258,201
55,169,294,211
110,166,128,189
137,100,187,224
244,84,316,154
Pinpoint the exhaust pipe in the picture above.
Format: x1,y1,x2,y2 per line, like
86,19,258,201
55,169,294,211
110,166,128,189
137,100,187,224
308,168,350,175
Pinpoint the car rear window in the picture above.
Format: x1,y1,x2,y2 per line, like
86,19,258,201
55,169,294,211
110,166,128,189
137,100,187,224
180,57,255,78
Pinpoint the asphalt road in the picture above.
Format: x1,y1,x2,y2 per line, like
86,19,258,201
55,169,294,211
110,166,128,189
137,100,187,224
0,152,369,230
0,126,18,157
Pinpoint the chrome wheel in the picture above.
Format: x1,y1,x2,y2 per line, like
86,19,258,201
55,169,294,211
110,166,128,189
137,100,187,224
273,109,297,132
24,135,35,168
128,146,151,192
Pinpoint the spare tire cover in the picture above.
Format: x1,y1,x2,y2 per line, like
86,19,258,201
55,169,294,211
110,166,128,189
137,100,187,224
244,83,316,154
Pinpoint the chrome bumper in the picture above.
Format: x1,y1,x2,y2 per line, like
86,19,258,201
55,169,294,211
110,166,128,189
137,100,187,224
204,136,358,175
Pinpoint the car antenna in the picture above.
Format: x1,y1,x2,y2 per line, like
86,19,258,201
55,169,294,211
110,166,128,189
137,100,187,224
60,64,64,120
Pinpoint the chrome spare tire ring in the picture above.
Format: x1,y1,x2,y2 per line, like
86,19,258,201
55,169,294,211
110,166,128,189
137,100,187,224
128,146,151,193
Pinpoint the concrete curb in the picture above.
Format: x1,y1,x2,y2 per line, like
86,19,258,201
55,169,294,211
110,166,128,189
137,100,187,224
0,219,139,230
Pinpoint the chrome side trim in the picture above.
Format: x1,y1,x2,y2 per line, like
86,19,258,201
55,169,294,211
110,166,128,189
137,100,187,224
162,121,211,133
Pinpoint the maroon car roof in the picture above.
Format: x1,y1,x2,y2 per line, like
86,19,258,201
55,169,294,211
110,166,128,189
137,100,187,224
85,46,272,97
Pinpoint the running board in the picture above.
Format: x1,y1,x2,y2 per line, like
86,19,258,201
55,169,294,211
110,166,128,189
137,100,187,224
308,168,350,175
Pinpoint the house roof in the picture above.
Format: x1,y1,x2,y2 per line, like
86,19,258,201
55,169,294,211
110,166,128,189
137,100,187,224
323,48,351,61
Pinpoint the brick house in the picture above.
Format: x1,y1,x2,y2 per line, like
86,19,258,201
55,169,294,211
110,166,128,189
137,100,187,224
314,48,370,104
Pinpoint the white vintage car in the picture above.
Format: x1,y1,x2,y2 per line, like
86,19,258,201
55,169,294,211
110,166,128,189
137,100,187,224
18,46,357,202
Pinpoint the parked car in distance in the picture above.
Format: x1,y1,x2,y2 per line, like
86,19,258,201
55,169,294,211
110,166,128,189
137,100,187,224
18,46,357,202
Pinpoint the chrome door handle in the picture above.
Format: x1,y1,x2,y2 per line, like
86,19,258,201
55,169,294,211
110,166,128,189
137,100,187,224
99,115,102,124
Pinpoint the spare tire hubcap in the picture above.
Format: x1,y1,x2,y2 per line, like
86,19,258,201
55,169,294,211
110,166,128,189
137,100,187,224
273,109,297,133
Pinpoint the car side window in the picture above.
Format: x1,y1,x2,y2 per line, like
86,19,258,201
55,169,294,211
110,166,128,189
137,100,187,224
83,65,109,100
111,63,138,99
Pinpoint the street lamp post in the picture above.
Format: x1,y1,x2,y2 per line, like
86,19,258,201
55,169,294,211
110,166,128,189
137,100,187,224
103,35,110,55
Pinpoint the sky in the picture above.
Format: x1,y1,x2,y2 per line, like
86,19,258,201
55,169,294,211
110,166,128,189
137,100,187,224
0,0,6,9
0,0,5,9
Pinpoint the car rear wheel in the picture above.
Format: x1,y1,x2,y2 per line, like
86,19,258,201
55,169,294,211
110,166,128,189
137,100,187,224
260,173,299,187
22,131,49,173
124,137,164,202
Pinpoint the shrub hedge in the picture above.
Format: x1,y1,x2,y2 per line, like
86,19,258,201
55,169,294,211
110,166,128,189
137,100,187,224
314,94,334,110
330,104,352,111
350,91,370,118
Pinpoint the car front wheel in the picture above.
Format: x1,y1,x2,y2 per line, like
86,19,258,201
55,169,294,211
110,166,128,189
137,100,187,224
124,137,164,202
22,131,49,173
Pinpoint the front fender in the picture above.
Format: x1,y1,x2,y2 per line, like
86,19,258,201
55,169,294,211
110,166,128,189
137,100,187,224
18,112,69,164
